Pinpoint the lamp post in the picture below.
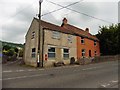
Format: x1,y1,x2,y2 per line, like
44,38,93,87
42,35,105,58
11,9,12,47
37,0,43,67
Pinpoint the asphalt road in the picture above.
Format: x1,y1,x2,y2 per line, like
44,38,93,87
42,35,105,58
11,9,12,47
2,61,119,88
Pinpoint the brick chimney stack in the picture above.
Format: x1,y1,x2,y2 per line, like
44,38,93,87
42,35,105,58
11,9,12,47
63,18,67,24
85,28,89,33
61,18,68,27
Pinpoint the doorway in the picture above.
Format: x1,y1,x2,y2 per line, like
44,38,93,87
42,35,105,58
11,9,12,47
89,50,91,57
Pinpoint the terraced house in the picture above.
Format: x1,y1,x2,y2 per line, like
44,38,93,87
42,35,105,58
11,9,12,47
24,17,100,67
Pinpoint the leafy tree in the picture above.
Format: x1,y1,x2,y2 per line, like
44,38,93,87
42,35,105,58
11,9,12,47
96,24,119,55
19,49,23,57
14,47,18,53
6,49,15,56
3,45,11,51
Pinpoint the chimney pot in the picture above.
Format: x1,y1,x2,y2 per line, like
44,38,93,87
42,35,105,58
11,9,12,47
85,28,89,33
63,18,67,24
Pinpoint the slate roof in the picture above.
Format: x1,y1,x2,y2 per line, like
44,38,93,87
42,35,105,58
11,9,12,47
35,18,99,41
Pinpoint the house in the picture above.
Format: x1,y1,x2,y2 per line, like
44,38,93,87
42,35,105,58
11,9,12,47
24,17,100,67
61,18,100,59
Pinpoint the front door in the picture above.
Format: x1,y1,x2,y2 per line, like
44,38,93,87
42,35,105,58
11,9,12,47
89,50,91,57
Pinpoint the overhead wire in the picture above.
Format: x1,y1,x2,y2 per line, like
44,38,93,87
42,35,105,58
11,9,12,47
45,0,113,24
41,0,83,16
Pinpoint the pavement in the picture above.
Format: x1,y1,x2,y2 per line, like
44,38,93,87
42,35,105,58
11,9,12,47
1,60,119,88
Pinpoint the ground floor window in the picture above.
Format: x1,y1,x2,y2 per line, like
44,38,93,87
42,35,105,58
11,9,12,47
31,48,36,58
48,47,55,58
95,51,97,56
82,49,85,57
63,48,69,59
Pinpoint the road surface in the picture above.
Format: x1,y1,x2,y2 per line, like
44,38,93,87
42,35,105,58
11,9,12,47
2,60,119,88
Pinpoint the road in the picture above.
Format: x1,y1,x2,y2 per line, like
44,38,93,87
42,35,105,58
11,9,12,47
2,61,119,88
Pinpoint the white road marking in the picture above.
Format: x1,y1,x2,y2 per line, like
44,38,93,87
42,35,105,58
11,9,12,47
83,66,103,71
3,68,44,73
16,70,24,72
100,85,106,87
111,80,118,83
3,70,12,73
100,80,118,88
38,69,45,71
2,74,47,81
82,67,99,71
28,69,34,71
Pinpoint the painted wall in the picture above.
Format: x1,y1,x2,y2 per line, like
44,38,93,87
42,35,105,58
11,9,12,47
25,19,39,67
77,36,100,59
24,19,77,67
43,29,77,67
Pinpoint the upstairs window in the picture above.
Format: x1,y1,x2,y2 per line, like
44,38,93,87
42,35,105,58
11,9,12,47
68,35,72,43
31,48,36,58
94,41,97,46
82,49,85,57
48,47,55,58
63,48,69,59
31,31,35,39
81,37,85,44
52,31,60,39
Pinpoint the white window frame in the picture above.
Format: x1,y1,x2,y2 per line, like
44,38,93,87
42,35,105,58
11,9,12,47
63,48,69,59
68,35,72,43
48,47,55,58
52,31,60,39
31,48,36,58
94,41,97,46
31,31,35,39
81,37,85,44
95,51,97,56
82,49,85,57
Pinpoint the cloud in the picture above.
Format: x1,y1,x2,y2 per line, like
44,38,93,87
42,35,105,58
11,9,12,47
0,0,118,44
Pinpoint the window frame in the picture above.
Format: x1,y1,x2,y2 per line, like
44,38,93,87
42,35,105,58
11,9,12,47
52,31,60,39
82,49,85,57
95,51,97,56
94,40,97,46
63,48,69,59
31,48,36,58
48,47,56,58
31,31,35,39
81,37,85,44
68,35,72,43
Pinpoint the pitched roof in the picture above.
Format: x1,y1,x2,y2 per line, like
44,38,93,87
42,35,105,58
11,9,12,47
34,18,99,41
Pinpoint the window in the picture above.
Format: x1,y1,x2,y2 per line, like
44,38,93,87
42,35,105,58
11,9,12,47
81,37,85,44
63,48,69,59
94,41,97,46
52,31,60,39
68,35,72,43
31,48,36,58
82,49,85,57
31,31,35,39
95,51,97,56
48,47,55,58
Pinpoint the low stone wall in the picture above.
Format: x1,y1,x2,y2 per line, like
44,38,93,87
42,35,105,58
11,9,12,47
94,55,119,63
75,55,119,65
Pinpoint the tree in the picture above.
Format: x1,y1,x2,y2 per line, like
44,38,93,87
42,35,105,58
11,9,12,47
6,49,15,56
96,24,119,55
19,49,23,57
14,48,18,53
3,45,11,51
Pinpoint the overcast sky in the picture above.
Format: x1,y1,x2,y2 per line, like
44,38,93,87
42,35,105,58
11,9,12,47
0,0,119,44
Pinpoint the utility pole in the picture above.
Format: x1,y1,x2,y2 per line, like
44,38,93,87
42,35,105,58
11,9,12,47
37,0,43,67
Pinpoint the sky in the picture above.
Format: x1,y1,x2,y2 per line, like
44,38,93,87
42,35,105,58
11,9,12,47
0,0,119,44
